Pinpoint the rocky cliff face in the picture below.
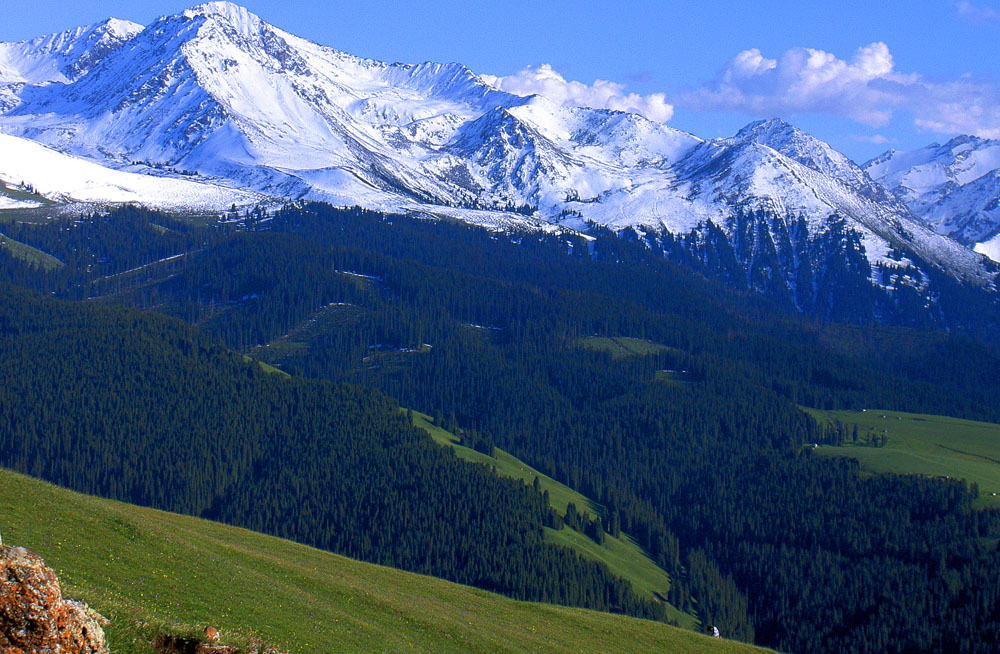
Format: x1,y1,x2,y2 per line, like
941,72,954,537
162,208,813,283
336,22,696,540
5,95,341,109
0,544,109,654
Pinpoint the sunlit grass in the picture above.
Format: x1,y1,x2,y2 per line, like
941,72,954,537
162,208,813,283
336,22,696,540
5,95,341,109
0,467,769,654
806,408,1000,507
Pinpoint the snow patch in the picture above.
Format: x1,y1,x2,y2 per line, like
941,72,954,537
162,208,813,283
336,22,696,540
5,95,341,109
975,233,1000,263
0,196,41,209
0,133,261,210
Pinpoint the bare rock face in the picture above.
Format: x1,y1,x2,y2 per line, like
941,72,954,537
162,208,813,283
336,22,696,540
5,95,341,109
0,544,109,654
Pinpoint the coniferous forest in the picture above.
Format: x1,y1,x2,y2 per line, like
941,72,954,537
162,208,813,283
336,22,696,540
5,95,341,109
3,203,1000,653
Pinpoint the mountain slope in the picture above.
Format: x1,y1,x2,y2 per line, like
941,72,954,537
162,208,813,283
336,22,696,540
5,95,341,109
0,17,142,111
865,136,1000,257
409,408,696,628
670,120,987,282
5,202,1000,652
0,132,260,210
696,120,986,281
0,467,769,654
0,2,527,207
0,2,995,312
0,282,668,625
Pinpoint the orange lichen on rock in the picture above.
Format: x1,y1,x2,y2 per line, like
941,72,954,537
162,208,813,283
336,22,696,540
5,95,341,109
0,545,109,654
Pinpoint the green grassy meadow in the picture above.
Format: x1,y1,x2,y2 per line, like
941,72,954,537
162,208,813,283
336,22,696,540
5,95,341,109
0,232,64,270
576,337,693,385
0,468,768,654
577,336,675,359
653,369,695,384
410,410,695,627
241,354,291,377
806,408,1000,506
412,411,599,515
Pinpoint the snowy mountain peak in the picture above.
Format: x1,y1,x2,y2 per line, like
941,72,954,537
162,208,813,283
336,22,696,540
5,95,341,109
862,149,897,169
100,18,145,41
730,117,801,143
866,136,1000,251
729,117,842,167
718,116,899,209
0,17,143,87
182,1,262,26
15,17,144,53
942,133,989,152
0,2,993,296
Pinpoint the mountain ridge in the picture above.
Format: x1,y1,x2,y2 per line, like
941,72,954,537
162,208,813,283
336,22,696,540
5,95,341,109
0,2,996,314
865,135,1000,259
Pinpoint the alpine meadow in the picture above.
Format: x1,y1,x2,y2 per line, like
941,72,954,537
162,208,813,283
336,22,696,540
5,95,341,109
2,3,1000,654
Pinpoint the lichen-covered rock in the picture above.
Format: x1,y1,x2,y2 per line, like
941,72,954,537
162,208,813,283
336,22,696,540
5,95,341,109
0,545,109,654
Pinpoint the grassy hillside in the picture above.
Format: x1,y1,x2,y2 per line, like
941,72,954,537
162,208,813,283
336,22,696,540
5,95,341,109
578,337,693,384
0,468,769,654
0,232,63,270
577,336,675,359
412,410,599,515
806,408,1000,506
241,354,291,377
410,410,696,628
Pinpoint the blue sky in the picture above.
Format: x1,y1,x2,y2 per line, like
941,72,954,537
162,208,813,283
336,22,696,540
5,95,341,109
2,0,998,162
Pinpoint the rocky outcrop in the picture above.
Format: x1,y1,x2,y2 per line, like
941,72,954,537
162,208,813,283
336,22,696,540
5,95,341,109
153,632,240,653
153,632,287,654
0,544,109,653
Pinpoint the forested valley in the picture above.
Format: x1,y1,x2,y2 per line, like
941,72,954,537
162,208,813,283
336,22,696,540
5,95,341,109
2,203,1000,652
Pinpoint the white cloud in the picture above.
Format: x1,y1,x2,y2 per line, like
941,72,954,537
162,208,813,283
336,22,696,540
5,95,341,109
956,1,1000,23
680,43,901,126
482,64,674,123
853,134,890,144
679,42,1000,139
907,77,1000,138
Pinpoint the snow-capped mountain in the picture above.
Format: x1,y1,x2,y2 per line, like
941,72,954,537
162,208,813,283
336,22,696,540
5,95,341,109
0,18,142,111
865,136,1000,260
670,120,988,281
0,1,995,306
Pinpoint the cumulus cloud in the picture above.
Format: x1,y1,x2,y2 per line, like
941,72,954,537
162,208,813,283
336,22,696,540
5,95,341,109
481,64,674,123
678,42,1000,139
956,1,1000,23
680,43,902,126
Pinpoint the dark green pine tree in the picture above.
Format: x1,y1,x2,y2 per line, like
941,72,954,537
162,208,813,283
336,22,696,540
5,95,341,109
565,502,579,531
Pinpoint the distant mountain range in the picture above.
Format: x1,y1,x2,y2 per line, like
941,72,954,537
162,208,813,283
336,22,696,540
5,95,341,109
865,136,1000,260
1,1,999,314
